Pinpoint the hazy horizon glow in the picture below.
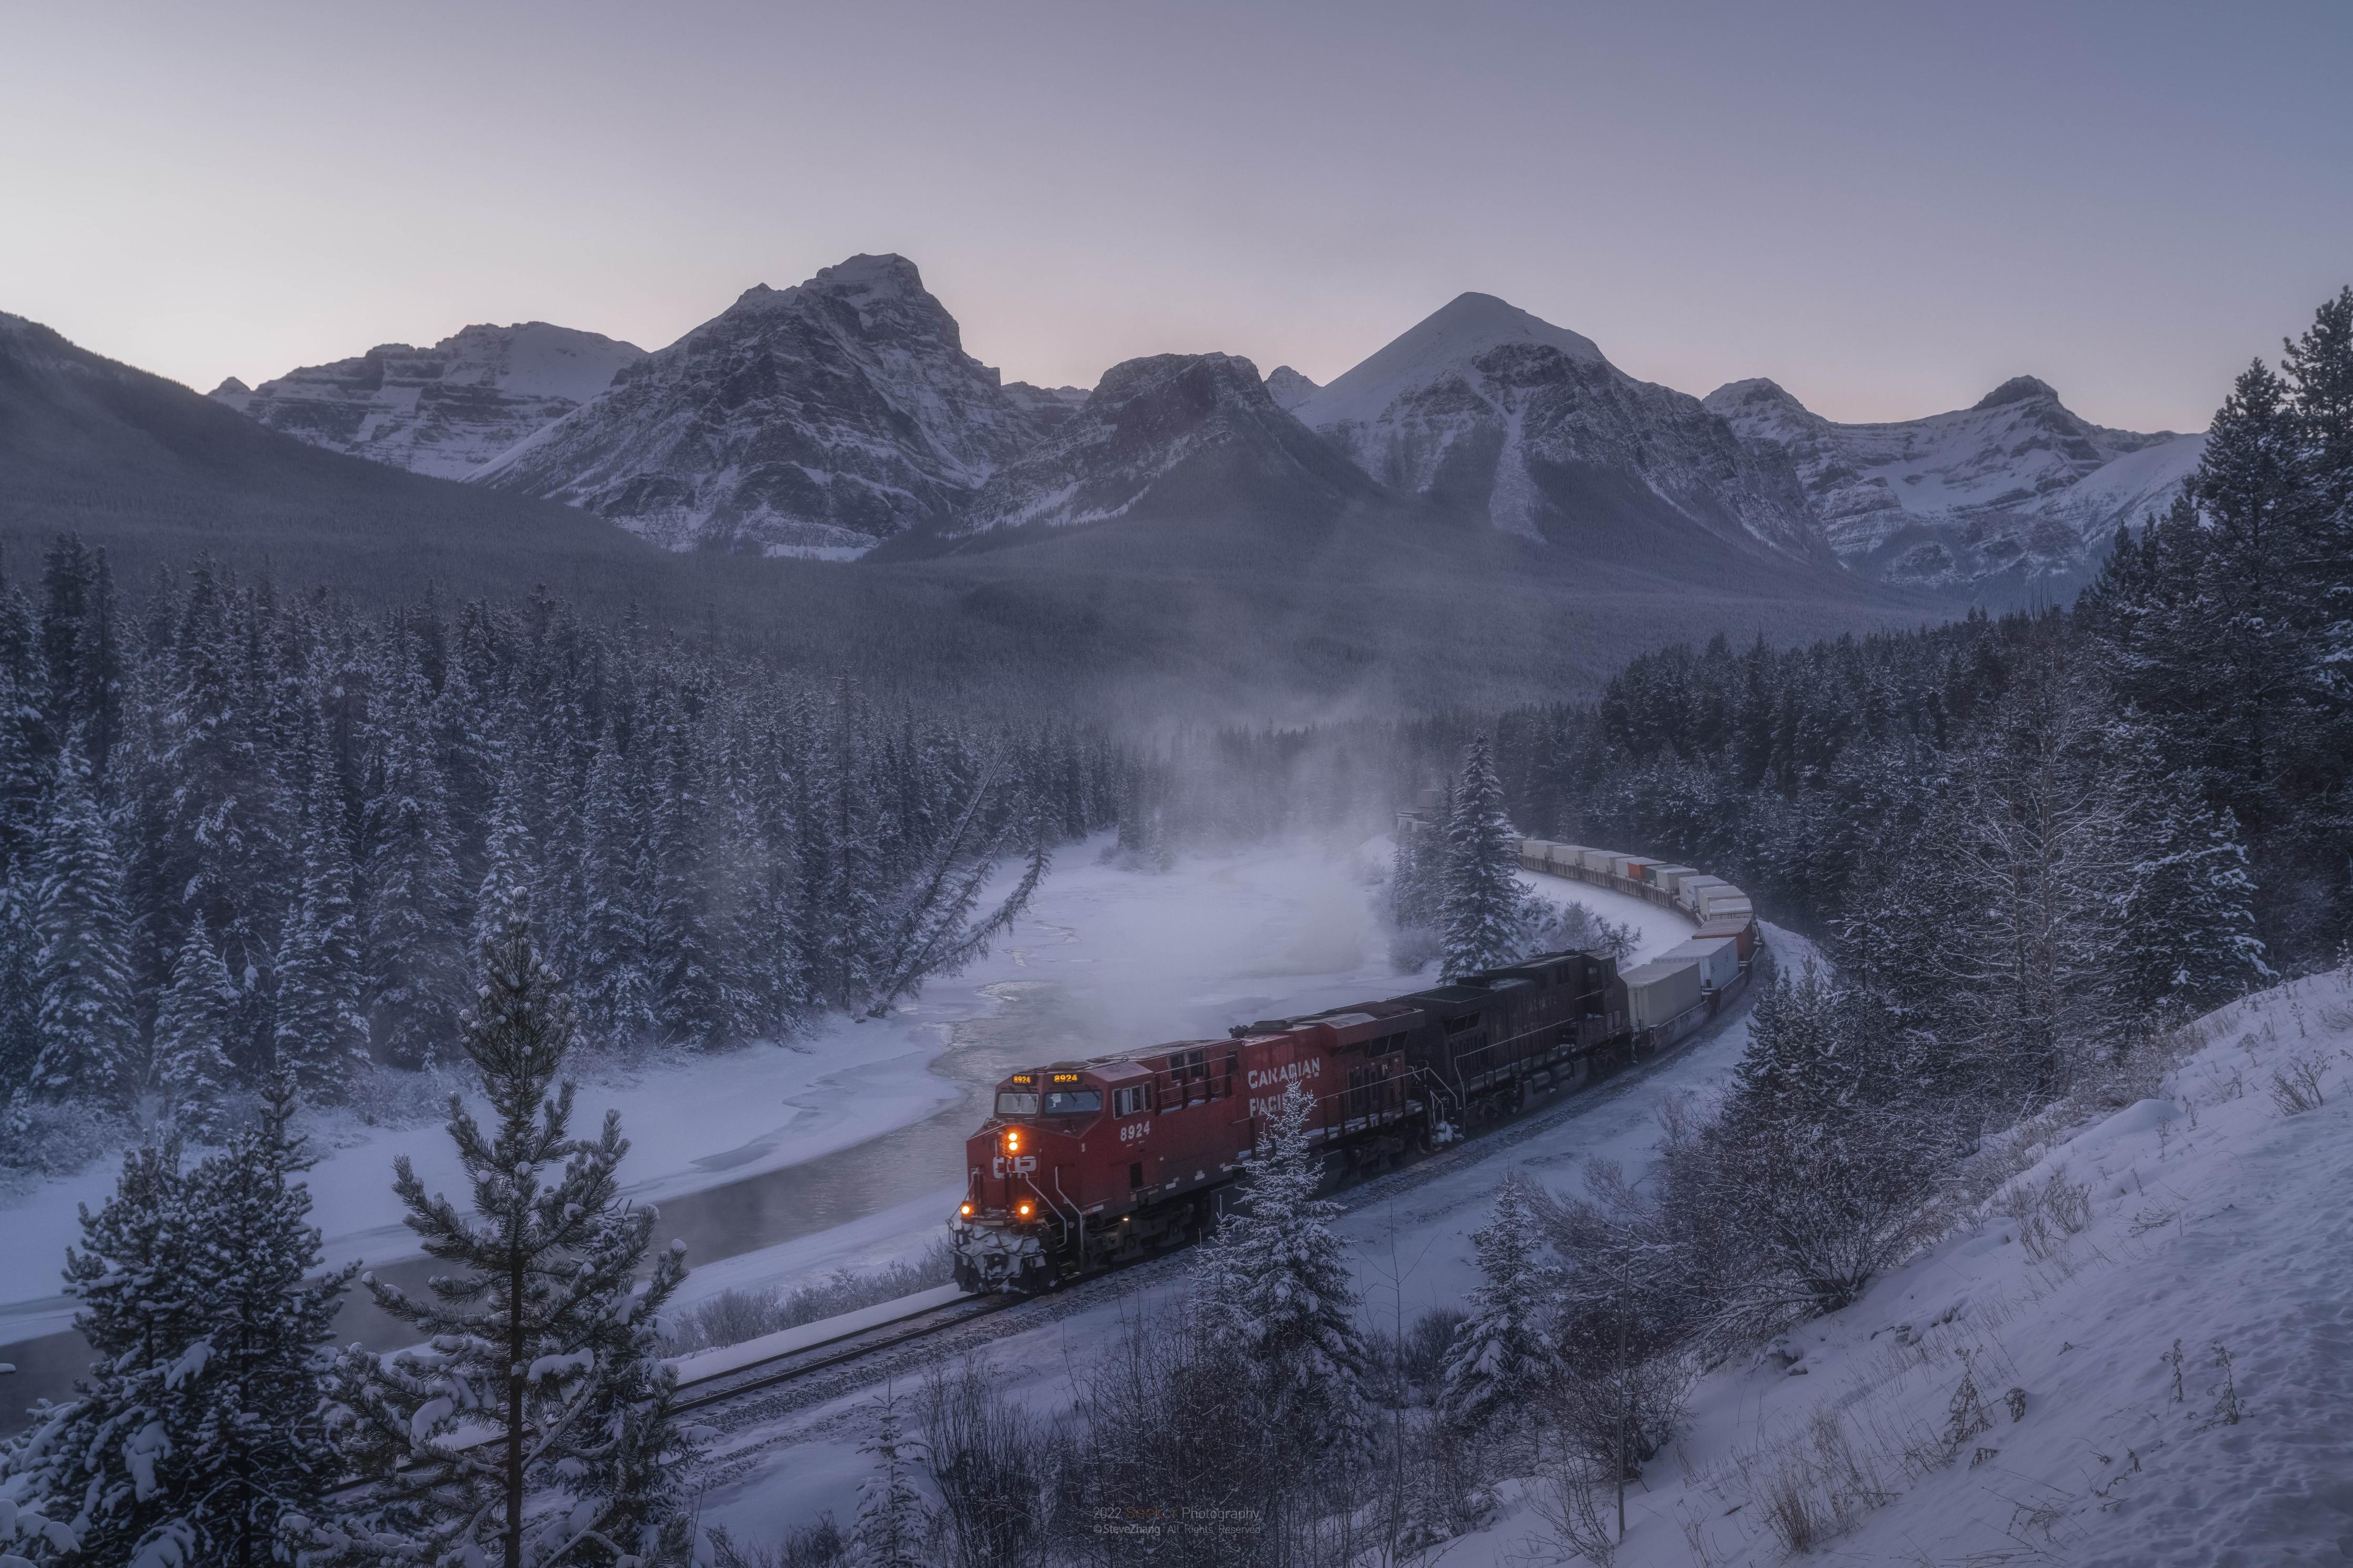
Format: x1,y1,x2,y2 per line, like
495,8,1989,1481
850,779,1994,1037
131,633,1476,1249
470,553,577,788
5,1,2348,432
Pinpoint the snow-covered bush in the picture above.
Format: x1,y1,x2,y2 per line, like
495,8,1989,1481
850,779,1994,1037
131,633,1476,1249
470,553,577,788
669,1240,956,1354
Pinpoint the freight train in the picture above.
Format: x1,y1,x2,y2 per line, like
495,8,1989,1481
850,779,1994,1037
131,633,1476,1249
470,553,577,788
948,837,1764,1293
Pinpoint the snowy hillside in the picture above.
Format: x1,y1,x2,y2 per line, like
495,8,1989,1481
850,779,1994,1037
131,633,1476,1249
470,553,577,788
1705,373,2203,589
471,254,1065,557
210,321,646,479
1295,294,1828,561
1432,967,2353,1566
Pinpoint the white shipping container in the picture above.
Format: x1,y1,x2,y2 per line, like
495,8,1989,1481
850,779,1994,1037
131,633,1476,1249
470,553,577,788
1581,848,1616,873
1700,898,1754,922
1696,884,1747,913
1652,866,1700,894
1621,958,1703,1028
1658,936,1739,991
1678,876,1727,911
1546,844,1585,869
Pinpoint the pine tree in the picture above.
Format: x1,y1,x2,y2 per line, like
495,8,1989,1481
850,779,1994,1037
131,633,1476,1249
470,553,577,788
0,881,40,1108
361,664,468,1069
1193,1080,1371,1461
1440,736,1533,980
850,1389,930,1568
2109,728,2272,1021
308,887,695,1568
1438,1175,1565,1431
154,912,238,1137
275,732,370,1099
26,747,138,1106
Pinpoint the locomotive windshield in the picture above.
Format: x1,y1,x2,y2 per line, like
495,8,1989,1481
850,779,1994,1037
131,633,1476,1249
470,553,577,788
995,1091,1040,1114
1043,1088,1102,1114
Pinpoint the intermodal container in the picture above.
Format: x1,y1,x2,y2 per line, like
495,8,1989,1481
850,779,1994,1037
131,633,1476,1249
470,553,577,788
1677,876,1727,912
1698,894,1754,921
1652,865,1700,894
1546,844,1585,872
1658,936,1740,992
1622,857,1663,884
1694,916,1756,962
1581,848,1617,874
1621,958,1704,1028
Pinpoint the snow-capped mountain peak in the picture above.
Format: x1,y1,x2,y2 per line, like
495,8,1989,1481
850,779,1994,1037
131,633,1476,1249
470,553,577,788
1296,291,1607,431
1264,364,1321,411
210,321,646,480
1703,375,2203,588
1295,294,1822,559
470,254,1061,557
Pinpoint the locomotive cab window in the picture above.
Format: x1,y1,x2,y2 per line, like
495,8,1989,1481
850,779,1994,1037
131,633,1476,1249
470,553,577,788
1113,1085,1151,1116
1443,1013,1483,1036
995,1091,1040,1115
1043,1088,1102,1114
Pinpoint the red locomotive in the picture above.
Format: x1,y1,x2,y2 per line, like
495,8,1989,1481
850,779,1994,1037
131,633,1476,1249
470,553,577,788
950,947,1636,1292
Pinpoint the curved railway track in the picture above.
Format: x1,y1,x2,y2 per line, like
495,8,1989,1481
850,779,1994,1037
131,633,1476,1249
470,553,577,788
671,945,1773,1433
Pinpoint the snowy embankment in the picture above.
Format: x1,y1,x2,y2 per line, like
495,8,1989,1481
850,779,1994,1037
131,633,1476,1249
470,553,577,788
1435,967,2353,1567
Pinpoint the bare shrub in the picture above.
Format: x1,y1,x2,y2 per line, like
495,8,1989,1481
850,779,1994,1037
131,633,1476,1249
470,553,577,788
1529,1449,1618,1565
2269,1050,2328,1115
1998,1165,2093,1261
922,1357,1056,1568
670,1239,956,1353
711,1515,847,1568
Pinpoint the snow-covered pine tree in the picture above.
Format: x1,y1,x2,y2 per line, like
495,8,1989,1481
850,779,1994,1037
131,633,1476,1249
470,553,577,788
154,911,238,1137
1727,958,1852,1124
26,745,138,1107
274,729,370,1099
576,733,655,1048
307,886,695,1568
165,1074,355,1565
2109,727,2272,1023
1193,1080,1372,1461
0,1140,199,1565
1440,737,1533,980
0,880,39,1106
474,754,539,957
850,1389,930,1568
360,662,468,1069
1438,1174,1566,1432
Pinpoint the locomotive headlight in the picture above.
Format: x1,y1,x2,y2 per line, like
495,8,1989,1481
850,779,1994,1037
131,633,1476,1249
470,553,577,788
1003,1128,1024,1154
959,1202,974,1217
1016,1200,1034,1219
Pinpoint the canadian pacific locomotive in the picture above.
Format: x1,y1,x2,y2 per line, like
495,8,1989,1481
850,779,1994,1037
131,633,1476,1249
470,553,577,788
948,838,1764,1293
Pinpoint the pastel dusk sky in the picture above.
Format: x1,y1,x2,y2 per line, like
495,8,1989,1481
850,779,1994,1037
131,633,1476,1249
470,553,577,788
5,0,2348,431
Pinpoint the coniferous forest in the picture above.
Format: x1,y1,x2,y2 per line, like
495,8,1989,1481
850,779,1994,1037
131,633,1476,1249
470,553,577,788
0,548,1120,1166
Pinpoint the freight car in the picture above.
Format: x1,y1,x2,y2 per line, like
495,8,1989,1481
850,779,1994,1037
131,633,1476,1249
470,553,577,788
949,840,1763,1293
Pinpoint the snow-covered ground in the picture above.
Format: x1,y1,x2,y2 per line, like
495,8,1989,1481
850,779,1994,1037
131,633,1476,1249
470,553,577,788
0,836,1681,1350
686,885,1752,1550
1426,968,2353,1567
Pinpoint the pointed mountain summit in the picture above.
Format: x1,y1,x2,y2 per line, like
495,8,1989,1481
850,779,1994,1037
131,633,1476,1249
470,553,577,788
473,254,1061,557
1263,364,1321,411
213,322,645,480
900,352,1375,551
1704,374,2203,588
1296,293,1822,561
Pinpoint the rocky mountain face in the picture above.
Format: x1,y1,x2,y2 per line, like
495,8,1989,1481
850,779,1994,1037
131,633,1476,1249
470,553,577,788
1294,294,1827,562
211,322,645,480
472,254,1072,557
911,352,1375,549
1704,375,2203,588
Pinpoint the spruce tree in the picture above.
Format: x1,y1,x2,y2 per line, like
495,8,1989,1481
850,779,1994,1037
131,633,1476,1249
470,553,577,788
361,665,468,1069
0,1141,197,1564
26,747,137,1106
1193,1080,1371,1461
850,1390,930,1568
275,735,370,1098
1438,1175,1566,1431
309,887,695,1568
154,911,238,1137
1440,736,1532,980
